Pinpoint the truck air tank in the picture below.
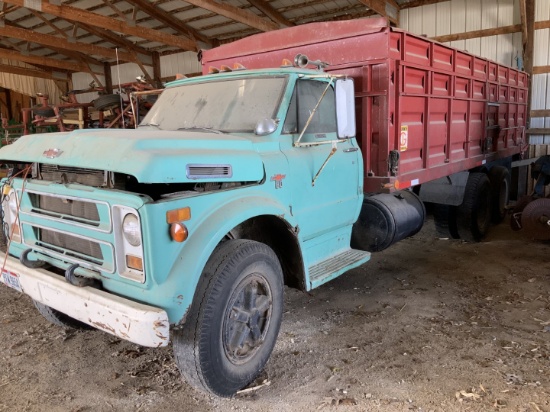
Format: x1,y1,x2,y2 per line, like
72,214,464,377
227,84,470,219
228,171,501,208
351,190,425,252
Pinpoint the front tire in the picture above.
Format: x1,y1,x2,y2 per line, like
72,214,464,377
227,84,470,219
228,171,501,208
173,239,284,397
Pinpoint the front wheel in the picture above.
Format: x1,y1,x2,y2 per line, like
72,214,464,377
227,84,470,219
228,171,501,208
173,239,284,397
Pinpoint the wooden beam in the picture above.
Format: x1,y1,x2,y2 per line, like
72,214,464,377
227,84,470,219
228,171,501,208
2,0,196,51
0,24,136,62
79,23,152,60
533,65,550,74
152,51,161,88
432,24,521,43
431,20,550,43
125,0,211,48
524,0,535,75
531,110,550,118
519,0,528,51
526,128,550,135
246,0,294,28
358,0,397,25
0,47,89,72
0,62,68,80
399,0,450,9
182,0,279,32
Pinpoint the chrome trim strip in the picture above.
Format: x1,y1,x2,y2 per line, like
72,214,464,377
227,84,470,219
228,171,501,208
186,163,233,179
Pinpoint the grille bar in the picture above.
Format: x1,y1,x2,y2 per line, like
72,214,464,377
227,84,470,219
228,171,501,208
40,228,103,260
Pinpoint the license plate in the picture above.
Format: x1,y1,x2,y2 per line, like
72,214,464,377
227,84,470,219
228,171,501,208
1,269,22,292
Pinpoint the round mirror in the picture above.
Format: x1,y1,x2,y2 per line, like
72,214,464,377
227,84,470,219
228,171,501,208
254,118,277,136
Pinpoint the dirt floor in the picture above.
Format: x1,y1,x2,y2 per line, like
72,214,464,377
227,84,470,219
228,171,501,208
0,218,549,412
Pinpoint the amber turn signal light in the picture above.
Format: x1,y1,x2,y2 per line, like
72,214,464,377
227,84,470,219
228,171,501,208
166,207,191,224
170,222,188,242
126,255,144,271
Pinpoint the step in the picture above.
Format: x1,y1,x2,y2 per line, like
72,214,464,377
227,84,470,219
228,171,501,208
308,248,371,289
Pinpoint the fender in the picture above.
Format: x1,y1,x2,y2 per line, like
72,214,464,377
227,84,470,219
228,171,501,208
161,194,301,324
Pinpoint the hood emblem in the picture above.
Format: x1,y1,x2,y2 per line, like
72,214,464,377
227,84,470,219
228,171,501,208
43,148,63,159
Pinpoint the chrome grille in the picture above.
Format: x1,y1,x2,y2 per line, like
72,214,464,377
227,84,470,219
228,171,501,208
33,194,100,224
39,229,103,262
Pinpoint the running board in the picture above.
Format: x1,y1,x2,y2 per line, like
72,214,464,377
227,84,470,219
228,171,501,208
308,249,371,289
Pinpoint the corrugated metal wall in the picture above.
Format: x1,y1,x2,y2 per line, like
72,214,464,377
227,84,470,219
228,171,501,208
400,0,549,144
0,60,63,106
400,1,522,70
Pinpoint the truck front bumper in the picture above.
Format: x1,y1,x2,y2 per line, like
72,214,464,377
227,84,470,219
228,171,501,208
0,252,169,347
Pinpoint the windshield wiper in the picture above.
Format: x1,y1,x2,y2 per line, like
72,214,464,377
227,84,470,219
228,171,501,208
140,122,160,129
177,127,224,134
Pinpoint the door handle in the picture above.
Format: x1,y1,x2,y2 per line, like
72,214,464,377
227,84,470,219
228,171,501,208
343,148,358,152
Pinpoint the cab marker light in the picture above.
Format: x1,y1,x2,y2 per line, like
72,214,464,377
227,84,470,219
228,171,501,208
166,207,191,224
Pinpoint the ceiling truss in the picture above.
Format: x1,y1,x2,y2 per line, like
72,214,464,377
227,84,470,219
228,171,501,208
0,0,542,88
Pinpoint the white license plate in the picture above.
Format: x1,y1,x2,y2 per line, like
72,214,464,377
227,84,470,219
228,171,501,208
1,269,22,292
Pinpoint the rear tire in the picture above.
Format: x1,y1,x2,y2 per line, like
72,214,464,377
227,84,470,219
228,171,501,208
173,239,284,397
433,203,460,239
32,106,55,117
33,301,91,329
93,94,121,111
456,172,492,242
488,166,510,224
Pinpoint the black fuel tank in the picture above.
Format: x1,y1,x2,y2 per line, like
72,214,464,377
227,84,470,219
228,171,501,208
351,190,425,252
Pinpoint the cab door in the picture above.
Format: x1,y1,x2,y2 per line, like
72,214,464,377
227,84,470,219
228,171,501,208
280,78,362,241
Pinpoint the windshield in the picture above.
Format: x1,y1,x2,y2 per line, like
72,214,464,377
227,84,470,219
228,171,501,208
139,76,287,133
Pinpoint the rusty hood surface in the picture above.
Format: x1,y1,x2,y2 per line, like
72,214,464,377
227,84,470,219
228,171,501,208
0,128,265,184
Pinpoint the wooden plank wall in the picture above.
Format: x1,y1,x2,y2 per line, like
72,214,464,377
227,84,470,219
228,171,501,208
527,144,550,197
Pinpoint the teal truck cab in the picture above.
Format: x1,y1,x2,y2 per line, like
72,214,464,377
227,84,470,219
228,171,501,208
0,19,526,397
0,67,374,396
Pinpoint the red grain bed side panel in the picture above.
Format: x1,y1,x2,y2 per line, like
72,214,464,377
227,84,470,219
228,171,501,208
202,20,528,194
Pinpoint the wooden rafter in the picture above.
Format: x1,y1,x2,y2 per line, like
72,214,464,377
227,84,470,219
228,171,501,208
125,0,212,49
79,23,152,60
0,63,68,80
533,66,550,74
2,0,197,51
0,48,91,72
357,0,398,25
0,24,136,61
182,0,279,32
431,20,550,44
399,0,450,9
247,0,294,28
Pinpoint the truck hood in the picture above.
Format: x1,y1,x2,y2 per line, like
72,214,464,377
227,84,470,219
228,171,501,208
0,128,265,184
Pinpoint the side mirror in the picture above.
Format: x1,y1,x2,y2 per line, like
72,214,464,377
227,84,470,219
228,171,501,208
255,118,277,136
335,78,356,139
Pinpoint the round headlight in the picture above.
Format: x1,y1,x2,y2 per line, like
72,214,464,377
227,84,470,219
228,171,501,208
122,213,141,247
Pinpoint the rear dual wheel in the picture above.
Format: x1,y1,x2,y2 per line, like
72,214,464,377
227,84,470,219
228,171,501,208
456,172,492,242
173,239,284,397
434,172,497,242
